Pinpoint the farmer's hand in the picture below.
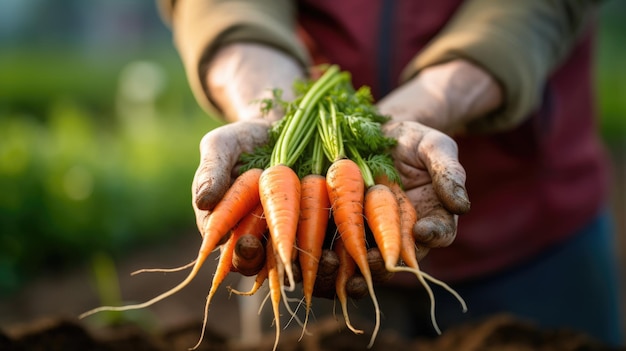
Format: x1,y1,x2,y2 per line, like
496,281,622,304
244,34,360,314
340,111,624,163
377,59,502,252
382,121,470,251
377,59,503,134
192,120,271,236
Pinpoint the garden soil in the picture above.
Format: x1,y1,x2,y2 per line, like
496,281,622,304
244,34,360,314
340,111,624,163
2,313,623,351
1,232,624,351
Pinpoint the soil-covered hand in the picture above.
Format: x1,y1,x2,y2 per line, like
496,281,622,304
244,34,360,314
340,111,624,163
383,120,470,249
191,120,271,237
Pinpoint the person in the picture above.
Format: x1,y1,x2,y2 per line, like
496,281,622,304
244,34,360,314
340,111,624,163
157,0,624,346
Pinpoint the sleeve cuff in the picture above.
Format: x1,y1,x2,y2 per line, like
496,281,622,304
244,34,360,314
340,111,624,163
400,0,594,133
171,0,310,117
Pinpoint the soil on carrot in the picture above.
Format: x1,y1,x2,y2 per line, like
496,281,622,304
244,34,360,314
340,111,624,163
1,314,622,351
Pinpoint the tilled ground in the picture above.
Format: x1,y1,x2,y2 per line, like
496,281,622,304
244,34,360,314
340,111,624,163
2,314,623,351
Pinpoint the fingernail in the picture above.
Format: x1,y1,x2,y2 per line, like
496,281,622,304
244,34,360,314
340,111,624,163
454,184,468,201
454,184,471,211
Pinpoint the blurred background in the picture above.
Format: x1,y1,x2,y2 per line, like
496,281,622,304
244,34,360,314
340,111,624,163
0,0,624,338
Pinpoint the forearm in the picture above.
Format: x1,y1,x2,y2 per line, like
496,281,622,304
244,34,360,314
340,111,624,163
400,0,598,133
160,0,309,120
378,60,503,134
206,43,306,123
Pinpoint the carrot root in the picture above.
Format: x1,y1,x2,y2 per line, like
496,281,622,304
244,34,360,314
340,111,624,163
334,237,364,335
79,168,263,320
130,260,196,275
228,265,268,296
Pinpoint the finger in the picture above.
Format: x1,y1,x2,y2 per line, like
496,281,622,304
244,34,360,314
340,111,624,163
367,248,393,284
284,261,303,285
406,184,458,248
193,120,270,211
194,204,209,234
313,249,339,299
414,245,431,262
232,234,266,276
418,131,470,215
383,122,470,215
346,275,368,300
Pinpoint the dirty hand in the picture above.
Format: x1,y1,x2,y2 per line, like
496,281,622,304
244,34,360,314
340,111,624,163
378,59,502,250
191,119,271,237
382,121,470,249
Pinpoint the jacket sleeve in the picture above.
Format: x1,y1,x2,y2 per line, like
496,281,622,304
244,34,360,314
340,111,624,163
157,0,309,116
400,0,600,133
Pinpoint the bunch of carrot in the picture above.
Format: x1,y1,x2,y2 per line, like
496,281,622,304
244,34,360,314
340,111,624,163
80,65,466,350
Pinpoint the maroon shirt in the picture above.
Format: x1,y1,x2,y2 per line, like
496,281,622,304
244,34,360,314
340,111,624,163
297,0,610,281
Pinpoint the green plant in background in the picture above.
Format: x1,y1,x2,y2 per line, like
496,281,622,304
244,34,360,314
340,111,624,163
0,56,222,295
89,252,155,329
597,1,626,143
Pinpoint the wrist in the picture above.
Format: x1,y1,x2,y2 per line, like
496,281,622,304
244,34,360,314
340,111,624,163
426,60,503,131
378,59,503,134
205,43,305,123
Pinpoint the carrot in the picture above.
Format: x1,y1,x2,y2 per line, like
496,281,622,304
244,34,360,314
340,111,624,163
296,173,330,331
191,236,237,350
265,240,283,351
259,67,345,293
228,265,268,296
326,158,380,347
334,235,364,334
259,164,301,291
189,201,266,349
79,168,263,319
374,175,427,266
374,175,467,335
364,184,402,271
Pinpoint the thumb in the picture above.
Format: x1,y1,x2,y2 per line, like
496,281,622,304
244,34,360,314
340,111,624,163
192,120,270,211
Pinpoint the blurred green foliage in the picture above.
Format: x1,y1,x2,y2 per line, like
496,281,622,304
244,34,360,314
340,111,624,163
0,49,222,294
0,1,624,296
596,1,626,142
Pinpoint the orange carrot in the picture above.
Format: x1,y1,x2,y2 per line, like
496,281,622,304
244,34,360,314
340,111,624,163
334,236,364,335
374,175,426,266
266,240,283,351
259,164,301,291
326,158,380,347
364,184,402,271
190,201,266,349
296,174,330,332
374,175,467,335
228,265,268,296
79,168,263,319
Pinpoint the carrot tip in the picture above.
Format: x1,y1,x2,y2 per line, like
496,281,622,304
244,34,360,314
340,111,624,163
284,263,296,292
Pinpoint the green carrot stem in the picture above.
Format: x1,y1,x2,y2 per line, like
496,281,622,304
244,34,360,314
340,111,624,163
271,65,342,166
329,101,344,159
347,144,375,188
310,133,325,176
